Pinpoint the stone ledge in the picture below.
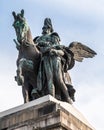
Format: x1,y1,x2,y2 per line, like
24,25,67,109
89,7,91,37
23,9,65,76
0,95,52,118
0,95,95,130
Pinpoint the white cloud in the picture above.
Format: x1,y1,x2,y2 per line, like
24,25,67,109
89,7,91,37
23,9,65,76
74,82,104,130
32,0,104,18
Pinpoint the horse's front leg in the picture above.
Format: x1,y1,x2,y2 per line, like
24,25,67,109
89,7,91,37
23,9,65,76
22,85,27,103
15,59,25,86
22,83,30,103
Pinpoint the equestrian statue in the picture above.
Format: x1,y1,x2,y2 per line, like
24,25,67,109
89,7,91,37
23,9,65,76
12,9,97,104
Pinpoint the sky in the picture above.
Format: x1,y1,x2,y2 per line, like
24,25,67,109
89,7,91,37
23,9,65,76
0,0,104,129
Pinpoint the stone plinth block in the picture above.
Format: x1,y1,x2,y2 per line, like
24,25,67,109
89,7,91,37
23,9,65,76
0,95,95,130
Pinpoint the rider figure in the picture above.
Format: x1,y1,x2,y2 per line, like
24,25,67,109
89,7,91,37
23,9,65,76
33,18,75,103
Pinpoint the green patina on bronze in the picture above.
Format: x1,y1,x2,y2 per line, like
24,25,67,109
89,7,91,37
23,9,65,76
12,10,29,42
12,10,97,104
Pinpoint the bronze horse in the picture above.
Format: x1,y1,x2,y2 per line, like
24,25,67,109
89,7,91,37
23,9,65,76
12,10,41,103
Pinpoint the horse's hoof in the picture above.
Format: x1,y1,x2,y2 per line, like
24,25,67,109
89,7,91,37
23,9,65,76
67,97,73,104
31,88,40,99
71,96,75,102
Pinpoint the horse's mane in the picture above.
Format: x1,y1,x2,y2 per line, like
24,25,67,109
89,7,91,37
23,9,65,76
26,27,34,44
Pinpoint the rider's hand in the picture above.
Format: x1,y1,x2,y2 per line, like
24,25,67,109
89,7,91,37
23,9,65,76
50,49,57,55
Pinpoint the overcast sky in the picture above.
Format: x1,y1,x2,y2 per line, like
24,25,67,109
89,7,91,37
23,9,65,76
0,0,104,130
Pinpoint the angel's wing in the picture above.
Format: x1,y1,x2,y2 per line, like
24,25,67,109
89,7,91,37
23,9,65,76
69,42,97,62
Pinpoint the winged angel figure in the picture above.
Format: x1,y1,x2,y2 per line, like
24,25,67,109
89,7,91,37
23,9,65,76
12,10,96,104
64,42,96,103
60,41,97,103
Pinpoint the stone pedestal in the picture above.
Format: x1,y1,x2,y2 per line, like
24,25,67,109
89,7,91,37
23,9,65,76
0,95,95,130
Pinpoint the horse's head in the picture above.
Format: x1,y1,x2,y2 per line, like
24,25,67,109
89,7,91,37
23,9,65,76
12,9,29,43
